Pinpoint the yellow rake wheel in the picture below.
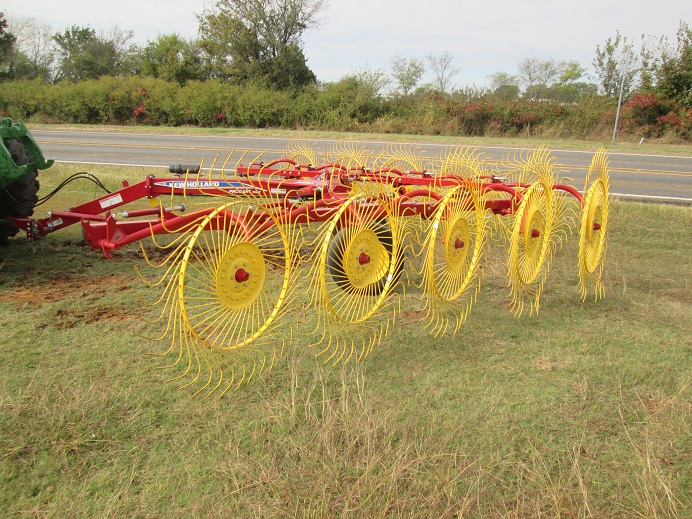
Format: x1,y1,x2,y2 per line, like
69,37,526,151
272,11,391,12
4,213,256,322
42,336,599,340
318,197,401,324
425,186,486,302
508,180,555,315
421,185,487,335
178,203,292,349
578,175,609,299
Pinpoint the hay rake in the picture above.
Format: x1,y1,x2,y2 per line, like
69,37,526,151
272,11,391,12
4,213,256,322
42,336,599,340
8,143,610,396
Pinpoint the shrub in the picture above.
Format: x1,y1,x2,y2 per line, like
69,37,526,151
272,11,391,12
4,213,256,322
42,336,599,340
452,99,494,136
236,86,292,128
0,79,50,120
656,109,692,138
619,93,677,137
0,77,689,141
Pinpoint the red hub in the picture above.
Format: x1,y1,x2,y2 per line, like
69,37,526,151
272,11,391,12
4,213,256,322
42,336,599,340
234,268,251,283
531,229,541,238
358,252,371,265
454,238,465,249
593,222,601,231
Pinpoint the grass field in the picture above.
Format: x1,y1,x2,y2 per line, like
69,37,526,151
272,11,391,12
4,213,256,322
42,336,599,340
0,163,690,517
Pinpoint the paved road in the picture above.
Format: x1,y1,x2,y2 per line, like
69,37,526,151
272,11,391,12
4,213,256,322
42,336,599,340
33,130,692,202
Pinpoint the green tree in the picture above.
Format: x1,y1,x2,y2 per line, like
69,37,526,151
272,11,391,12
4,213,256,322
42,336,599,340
488,71,519,101
0,12,17,79
655,21,692,106
141,34,203,85
391,56,425,95
639,35,664,92
552,61,595,102
265,41,316,89
558,60,585,84
198,0,324,88
593,32,638,98
52,25,136,82
553,82,598,102
488,71,518,90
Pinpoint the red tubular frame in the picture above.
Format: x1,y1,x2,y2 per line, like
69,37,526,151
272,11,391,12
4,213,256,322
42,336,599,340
8,162,585,257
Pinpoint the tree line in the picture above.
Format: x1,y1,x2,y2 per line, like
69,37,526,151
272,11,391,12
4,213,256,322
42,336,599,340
0,2,690,141
0,1,327,89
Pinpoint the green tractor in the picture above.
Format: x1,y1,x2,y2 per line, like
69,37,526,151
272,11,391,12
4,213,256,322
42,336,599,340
0,118,54,243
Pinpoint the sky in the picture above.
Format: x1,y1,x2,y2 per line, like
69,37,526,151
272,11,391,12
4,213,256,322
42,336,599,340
5,0,691,88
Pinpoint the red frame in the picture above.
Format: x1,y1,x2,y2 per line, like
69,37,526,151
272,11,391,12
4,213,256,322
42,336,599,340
7,161,584,257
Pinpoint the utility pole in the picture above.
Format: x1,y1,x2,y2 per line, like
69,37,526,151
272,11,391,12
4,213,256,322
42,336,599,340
612,48,631,146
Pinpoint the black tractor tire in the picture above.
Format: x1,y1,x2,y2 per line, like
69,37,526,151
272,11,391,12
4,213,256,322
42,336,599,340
1,138,40,243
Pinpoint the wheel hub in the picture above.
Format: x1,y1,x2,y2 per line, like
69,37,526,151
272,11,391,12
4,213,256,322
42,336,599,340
523,205,544,261
343,229,387,288
585,188,605,272
216,242,266,310
445,217,471,269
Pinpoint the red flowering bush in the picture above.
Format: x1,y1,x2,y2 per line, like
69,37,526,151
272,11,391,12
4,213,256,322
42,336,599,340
454,100,494,135
619,94,686,137
656,109,692,137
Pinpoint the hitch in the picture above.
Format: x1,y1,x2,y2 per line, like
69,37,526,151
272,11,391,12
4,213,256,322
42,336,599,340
0,119,54,187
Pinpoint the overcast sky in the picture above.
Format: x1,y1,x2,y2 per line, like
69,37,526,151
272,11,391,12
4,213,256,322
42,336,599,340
5,0,691,88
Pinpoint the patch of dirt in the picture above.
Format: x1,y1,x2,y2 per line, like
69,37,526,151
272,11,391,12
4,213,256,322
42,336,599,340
399,310,428,322
0,274,134,305
40,306,136,329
